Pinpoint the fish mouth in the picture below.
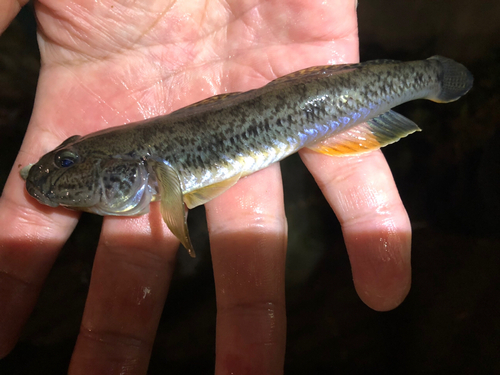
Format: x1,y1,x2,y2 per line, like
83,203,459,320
26,183,59,208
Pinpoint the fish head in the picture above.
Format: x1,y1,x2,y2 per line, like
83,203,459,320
23,135,154,216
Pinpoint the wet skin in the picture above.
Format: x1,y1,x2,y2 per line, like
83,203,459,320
0,1,414,374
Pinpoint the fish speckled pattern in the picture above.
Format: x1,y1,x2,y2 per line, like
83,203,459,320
21,56,473,255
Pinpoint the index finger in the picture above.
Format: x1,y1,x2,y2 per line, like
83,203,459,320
0,130,79,357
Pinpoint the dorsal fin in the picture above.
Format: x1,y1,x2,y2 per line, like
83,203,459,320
266,60,400,87
168,92,245,118
266,65,356,87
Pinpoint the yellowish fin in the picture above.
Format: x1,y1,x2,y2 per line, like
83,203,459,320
308,110,421,156
150,160,195,257
184,173,242,209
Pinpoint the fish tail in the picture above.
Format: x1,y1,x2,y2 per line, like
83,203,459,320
427,55,474,103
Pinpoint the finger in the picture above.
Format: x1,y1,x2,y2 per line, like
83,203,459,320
68,205,178,375
300,149,412,311
0,0,29,34
206,164,287,375
0,142,79,357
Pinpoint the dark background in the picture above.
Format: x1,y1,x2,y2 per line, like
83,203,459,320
1,1,499,373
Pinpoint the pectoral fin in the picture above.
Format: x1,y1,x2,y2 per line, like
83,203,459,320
307,110,421,156
150,160,195,258
183,173,242,209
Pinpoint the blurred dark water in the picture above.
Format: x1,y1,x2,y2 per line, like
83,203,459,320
1,1,499,374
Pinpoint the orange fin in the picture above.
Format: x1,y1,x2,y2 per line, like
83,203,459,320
307,110,421,156
184,173,242,209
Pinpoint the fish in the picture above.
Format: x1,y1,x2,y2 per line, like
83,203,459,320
21,56,473,257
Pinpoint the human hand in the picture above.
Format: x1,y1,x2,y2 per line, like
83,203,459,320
0,0,411,374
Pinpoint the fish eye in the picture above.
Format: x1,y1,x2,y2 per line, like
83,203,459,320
55,149,78,168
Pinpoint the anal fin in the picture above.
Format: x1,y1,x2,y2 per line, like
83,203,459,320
307,110,421,157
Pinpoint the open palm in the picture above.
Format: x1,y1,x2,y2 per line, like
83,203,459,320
0,1,412,374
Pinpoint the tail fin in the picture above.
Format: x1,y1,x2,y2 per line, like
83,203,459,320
428,56,473,103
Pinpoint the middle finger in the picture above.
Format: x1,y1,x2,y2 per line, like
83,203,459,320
69,206,179,374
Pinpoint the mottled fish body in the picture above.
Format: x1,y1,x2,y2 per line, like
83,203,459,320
22,56,473,256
